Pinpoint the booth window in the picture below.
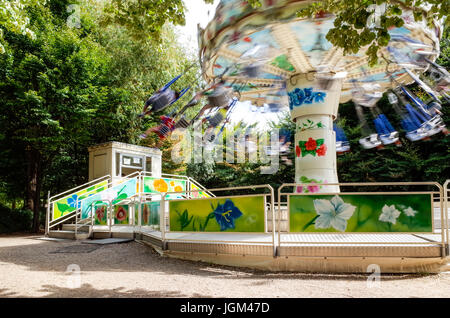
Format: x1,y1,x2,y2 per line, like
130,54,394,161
116,152,145,177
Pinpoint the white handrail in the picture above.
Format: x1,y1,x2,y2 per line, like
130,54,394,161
46,172,141,236
187,177,216,197
46,171,218,236
49,175,111,203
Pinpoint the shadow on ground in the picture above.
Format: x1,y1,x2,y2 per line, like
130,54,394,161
0,235,442,282
0,284,210,298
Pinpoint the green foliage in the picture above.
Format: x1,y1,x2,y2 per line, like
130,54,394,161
0,0,199,230
0,0,37,53
100,0,186,42
0,204,33,233
175,209,193,230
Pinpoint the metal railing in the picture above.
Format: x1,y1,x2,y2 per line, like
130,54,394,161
161,184,276,256
46,175,111,235
46,177,449,259
444,179,450,256
278,182,447,257
46,171,213,235
186,177,215,198
46,172,139,235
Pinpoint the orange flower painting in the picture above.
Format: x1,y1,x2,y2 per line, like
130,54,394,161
153,179,168,192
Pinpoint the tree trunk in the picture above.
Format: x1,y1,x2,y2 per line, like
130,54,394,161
26,148,41,233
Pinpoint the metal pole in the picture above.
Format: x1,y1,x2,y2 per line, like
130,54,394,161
75,196,79,239
444,180,450,256
45,191,51,236
109,200,112,238
269,185,276,258
278,187,282,252
139,195,142,231
90,202,94,238
161,194,166,249
186,178,191,199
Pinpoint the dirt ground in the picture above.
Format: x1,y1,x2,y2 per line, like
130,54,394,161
0,234,449,298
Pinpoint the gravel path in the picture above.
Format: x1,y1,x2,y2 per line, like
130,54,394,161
0,234,450,298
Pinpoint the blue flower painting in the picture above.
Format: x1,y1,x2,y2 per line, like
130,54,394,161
169,196,265,232
67,194,81,209
288,87,327,109
213,199,243,231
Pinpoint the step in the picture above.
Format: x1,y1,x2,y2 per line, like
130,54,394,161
48,230,90,240
62,224,90,232
91,231,135,239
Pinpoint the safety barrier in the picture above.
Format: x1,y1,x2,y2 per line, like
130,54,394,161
48,179,449,260
159,184,276,256
278,182,447,257
46,171,212,235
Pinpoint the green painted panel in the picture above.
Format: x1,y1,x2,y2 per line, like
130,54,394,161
52,180,108,220
81,178,137,219
169,195,265,232
94,204,108,225
289,194,433,233
114,205,129,225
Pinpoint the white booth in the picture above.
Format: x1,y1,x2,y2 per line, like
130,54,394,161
88,141,162,182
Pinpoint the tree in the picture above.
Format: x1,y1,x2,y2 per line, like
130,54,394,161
0,0,37,53
99,0,186,42
0,0,202,232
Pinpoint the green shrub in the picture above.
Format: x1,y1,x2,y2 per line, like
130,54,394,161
0,204,33,233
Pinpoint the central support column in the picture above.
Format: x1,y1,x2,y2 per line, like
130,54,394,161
286,72,344,193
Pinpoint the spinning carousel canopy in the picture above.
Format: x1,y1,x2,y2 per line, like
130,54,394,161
198,0,442,107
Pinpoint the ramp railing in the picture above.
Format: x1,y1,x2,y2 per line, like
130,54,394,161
46,172,139,235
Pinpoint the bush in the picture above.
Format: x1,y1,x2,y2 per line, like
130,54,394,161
0,204,33,234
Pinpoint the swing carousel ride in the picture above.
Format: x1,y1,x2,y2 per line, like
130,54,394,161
140,0,449,192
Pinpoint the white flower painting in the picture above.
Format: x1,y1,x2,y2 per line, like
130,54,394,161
403,206,417,217
313,195,356,232
379,204,401,224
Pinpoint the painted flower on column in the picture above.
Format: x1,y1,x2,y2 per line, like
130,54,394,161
314,92,326,103
296,176,325,193
297,138,326,157
316,144,327,157
305,137,317,151
288,87,327,109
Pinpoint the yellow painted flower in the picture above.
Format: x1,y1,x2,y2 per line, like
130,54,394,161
153,179,168,193
170,181,175,186
174,185,183,192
